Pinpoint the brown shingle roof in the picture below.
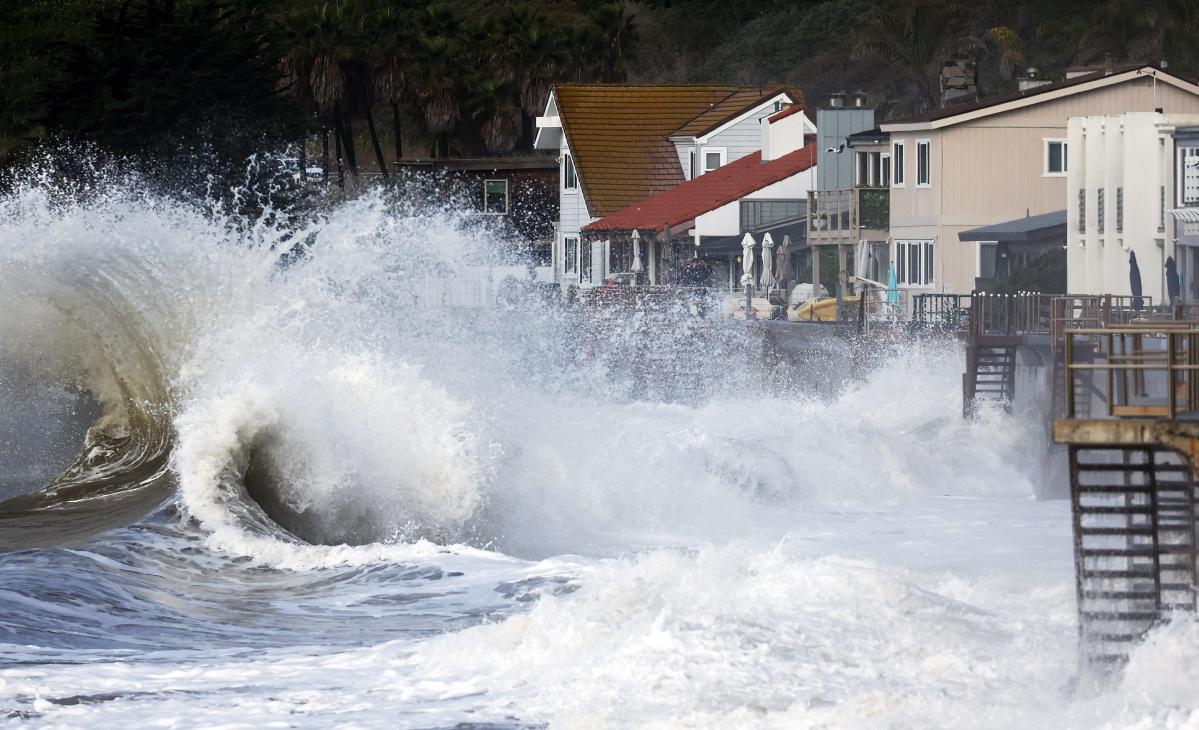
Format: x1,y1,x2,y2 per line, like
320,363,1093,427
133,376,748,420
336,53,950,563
884,65,1155,126
555,84,798,217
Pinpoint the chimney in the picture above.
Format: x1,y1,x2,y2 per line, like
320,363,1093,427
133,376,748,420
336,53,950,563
940,58,977,106
1017,67,1051,92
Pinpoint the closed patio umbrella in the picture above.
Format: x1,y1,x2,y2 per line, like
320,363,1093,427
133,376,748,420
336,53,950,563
886,263,899,304
1166,255,1181,304
630,229,643,278
775,235,792,290
759,232,777,292
1129,251,1143,311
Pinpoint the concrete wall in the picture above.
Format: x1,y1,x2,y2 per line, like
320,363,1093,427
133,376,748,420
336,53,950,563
888,76,1199,295
816,108,875,190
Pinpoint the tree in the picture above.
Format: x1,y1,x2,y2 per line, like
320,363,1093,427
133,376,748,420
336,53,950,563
37,0,298,175
854,0,1022,114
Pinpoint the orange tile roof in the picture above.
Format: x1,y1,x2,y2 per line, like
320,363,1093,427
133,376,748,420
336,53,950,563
582,144,818,234
554,84,801,217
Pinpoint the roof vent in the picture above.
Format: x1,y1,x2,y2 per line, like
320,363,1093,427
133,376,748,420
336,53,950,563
852,91,867,107
828,92,845,108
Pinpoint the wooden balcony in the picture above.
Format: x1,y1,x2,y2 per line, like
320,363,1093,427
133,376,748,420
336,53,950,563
806,187,889,246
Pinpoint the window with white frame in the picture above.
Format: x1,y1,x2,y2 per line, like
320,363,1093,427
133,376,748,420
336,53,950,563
483,179,508,215
702,148,726,173
895,239,935,285
855,150,890,187
1044,139,1067,176
563,153,577,190
579,239,592,283
564,236,578,274
892,141,905,186
916,140,931,186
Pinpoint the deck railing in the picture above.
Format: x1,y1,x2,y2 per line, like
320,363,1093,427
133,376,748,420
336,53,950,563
1061,324,1199,420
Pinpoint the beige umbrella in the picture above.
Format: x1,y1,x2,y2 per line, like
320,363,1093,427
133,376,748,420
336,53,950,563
759,232,777,292
775,235,792,290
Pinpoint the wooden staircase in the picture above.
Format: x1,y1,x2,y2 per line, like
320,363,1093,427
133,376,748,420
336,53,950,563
963,336,1019,418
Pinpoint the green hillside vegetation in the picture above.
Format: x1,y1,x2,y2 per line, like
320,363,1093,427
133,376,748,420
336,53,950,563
1,0,1196,178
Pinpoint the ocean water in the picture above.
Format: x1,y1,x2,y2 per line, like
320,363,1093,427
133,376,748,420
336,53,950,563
1,170,1198,729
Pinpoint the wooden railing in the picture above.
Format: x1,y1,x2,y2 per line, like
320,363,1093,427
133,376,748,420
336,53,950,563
1061,324,1199,420
806,188,889,244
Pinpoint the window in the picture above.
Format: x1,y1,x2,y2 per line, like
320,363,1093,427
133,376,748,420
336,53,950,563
579,239,592,283
483,179,508,215
563,153,577,190
564,236,578,274
916,140,931,186
1078,189,1086,233
893,141,905,186
979,242,998,279
1180,145,1199,206
703,147,726,173
1097,188,1105,232
740,199,805,231
855,151,890,187
1116,188,1123,232
896,240,934,285
1045,140,1067,176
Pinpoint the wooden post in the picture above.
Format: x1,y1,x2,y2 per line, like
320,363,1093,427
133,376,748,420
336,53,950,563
811,245,821,294
662,224,671,287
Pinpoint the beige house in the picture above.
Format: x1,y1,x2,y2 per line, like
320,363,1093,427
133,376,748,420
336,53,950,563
879,65,1199,296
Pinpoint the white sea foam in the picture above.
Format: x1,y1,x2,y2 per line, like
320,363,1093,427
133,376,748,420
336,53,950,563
5,168,1192,729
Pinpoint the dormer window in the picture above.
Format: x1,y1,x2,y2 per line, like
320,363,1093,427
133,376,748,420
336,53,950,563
703,147,727,173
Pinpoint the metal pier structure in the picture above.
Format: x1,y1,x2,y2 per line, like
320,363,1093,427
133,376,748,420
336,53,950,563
1054,325,1199,666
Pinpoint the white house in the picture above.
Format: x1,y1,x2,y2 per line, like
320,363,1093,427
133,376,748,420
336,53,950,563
581,107,818,289
1067,112,1199,302
533,84,813,287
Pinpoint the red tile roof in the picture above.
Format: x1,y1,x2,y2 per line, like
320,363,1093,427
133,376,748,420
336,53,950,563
767,104,806,123
553,84,800,217
582,144,817,233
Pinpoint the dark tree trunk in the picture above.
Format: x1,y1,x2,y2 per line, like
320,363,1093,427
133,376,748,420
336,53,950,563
438,132,449,159
521,110,533,151
298,137,307,182
333,114,345,188
391,102,403,162
321,126,330,181
335,104,358,175
365,107,388,177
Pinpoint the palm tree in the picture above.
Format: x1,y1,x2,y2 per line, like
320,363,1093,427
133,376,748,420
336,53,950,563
490,5,570,148
585,2,637,83
279,1,360,178
368,3,412,163
409,4,467,157
853,0,980,113
471,77,521,154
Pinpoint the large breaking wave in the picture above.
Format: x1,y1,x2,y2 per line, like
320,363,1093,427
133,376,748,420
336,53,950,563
0,164,1048,565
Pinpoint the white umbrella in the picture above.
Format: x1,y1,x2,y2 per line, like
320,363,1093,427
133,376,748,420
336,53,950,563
740,232,755,287
776,235,792,289
630,229,643,275
759,232,777,292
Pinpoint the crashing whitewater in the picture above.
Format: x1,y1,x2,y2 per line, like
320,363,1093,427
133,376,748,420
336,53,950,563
1,170,1198,729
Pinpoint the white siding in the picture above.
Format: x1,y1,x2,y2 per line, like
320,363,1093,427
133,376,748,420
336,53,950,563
703,107,779,166
556,139,592,285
